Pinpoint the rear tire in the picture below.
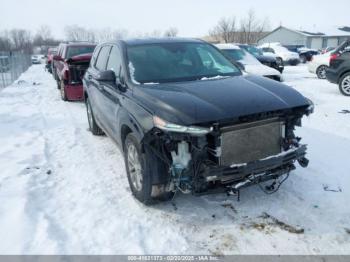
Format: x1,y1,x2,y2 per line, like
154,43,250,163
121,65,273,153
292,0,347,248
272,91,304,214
339,73,350,96
85,97,104,135
60,81,67,101
316,65,327,79
124,133,172,205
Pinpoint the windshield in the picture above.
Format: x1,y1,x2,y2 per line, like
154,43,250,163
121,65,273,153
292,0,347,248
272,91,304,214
221,48,260,65
126,42,240,84
243,46,263,57
66,46,96,58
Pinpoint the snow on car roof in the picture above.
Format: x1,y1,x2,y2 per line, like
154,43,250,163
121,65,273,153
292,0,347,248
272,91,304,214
215,43,240,50
123,37,203,46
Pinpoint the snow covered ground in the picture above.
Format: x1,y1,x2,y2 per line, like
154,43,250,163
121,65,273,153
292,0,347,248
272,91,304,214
0,64,349,255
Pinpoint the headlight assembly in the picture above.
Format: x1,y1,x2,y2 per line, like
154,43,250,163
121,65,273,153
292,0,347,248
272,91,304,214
153,116,212,135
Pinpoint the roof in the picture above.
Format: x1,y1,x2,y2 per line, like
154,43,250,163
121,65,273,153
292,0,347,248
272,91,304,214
122,37,204,46
59,42,97,47
215,43,240,50
259,26,350,42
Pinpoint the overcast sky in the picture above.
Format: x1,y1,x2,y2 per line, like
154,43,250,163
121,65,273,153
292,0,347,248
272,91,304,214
0,0,349,38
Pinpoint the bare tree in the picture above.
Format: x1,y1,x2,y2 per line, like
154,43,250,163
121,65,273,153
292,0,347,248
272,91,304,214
113,29,128,40
164,27,178,37
209,16,237,43
64,25,95,42
9,29,32,52
239,9,270,44
37,25,52,41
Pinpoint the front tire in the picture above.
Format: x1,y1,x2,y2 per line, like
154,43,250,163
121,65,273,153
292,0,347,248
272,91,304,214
339,73,350,96
124,133,172,205
316,65,327,79
85,97,104,135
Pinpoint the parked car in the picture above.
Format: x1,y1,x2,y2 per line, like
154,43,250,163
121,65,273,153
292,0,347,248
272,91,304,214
45,47,57,73
83,38,313,204
326,40,350,96
53,42,96,101
238,44,284,73
0,56,10,72
307,51,334,79
284,45,319,63
31,55,43,64
259,43,300,65
216,44,282,81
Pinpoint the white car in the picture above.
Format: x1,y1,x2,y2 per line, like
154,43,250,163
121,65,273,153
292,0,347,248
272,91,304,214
216,43,282,82
307,52,333,79
259,43,300,65
31,55,44,64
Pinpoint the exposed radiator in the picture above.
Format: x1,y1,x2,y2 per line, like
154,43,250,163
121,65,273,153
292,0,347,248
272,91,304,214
220,118,284,166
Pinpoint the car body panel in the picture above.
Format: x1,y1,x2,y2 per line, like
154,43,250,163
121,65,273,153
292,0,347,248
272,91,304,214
308,52,331,74
132,75,308,126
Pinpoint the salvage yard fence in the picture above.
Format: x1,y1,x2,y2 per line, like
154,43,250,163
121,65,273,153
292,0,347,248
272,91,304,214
0,51,32,88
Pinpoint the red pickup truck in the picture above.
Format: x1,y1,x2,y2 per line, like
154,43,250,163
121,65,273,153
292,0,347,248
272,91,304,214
53,43,96,101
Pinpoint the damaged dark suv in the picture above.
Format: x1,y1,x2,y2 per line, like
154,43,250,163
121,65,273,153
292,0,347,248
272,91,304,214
83,38,313,204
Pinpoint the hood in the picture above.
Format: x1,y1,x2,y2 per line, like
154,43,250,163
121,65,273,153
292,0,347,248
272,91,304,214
133,76,309,126
66,53,92,63
244,64,281,77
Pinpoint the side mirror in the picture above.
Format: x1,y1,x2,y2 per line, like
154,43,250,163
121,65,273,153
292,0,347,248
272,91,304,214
53,55,62,61
97,70,116,82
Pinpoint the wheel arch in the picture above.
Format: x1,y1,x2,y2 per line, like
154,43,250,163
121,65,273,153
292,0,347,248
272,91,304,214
338,70,350,83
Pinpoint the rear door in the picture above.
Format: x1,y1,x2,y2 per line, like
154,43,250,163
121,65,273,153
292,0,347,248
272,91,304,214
88,45,112,131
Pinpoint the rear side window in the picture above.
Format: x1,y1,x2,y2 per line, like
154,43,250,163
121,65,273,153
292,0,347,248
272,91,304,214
66,46,96,59
106,46,122,75
95,46,111,71
91,46,101,67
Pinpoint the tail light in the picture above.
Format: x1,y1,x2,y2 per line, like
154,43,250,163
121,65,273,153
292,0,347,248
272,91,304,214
329,53,339,62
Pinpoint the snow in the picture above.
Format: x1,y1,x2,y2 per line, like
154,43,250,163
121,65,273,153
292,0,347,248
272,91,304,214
200,75,230,80
128,62,140,84
0,64,350,255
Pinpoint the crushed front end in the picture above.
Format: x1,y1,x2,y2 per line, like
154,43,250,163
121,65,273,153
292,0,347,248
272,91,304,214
143,105,313,197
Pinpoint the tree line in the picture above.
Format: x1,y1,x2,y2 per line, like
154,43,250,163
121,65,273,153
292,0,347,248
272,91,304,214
0,9,269,53
209,9,270,44
0,25,179,53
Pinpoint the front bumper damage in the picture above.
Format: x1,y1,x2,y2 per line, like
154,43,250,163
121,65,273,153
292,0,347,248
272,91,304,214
142,108,311,197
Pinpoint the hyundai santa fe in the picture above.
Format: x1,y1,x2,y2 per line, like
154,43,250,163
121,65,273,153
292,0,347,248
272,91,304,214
83,38,313,204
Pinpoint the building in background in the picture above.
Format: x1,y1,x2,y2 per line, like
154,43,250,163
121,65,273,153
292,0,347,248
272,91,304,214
258,26,350,49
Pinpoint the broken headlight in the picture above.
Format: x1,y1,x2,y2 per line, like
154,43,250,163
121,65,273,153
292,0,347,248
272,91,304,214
153,116,212,135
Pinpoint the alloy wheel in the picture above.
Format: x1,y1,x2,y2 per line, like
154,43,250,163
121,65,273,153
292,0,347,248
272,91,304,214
86,100,93,130
60,82,66,100
341,75,350,95
317,66,327,79
127,143,143,191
